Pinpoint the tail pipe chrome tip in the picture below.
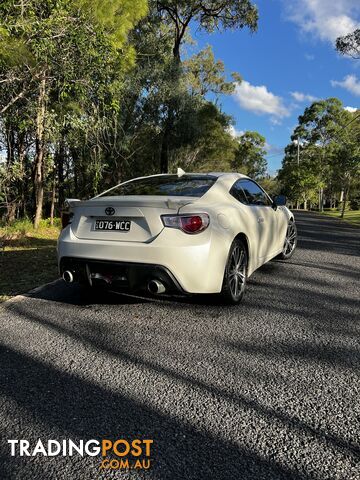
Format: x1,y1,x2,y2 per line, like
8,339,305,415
148,280,166,294
62,270,74,283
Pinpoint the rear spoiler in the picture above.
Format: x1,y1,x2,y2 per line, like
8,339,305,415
64,198,81,208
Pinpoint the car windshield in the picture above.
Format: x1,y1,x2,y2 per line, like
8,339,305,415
99,175,217,197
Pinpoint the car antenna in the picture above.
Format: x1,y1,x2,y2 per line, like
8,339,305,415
177,167,185,178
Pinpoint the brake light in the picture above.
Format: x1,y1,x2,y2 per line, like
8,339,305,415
161,214,209,234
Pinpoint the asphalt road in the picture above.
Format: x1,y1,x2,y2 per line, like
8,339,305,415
0,211,359,480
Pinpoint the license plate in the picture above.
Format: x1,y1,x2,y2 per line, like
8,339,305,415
94,219,131,231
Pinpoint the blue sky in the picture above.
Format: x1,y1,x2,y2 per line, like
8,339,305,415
190,0,360,174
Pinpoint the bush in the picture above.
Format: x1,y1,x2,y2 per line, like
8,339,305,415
0,218,61,243
0,218,33,235
38,218,62,229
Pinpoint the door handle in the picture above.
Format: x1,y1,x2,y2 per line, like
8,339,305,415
257,217,264,223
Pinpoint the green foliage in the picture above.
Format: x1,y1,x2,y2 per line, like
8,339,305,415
278,98,360,210
258,176,280,198
184,45,235,96
0,0,265,227
232,131,267,179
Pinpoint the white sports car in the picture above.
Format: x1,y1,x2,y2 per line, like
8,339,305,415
58,172,297,304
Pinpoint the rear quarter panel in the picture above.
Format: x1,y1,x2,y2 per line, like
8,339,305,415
179,199,260,281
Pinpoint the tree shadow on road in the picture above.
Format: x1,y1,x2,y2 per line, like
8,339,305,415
0,342,307,480
4,297,360,478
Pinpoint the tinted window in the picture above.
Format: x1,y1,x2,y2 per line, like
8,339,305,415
240,180,272,206
231,179,271,206
99,175,217,198
230,181,249,204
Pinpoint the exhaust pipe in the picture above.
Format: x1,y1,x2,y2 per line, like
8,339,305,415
62,270,74,283
148,279,166,294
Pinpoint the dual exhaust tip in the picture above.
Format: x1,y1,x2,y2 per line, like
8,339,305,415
147,279,166,294
62,271,74,283
62,270,166,294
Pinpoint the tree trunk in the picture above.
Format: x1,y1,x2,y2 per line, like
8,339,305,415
33,74,46,229
340,184,349,219
318,187,324,212
71,148,80,197
160,125,170,173
6,202,17,223
56,138,65,210
6,120,15,166
50,173,56,226
5,121,16,223
159,59,181,174
18,133,26,217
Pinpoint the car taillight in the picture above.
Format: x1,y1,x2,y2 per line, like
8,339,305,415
161,214,209,234
61,211,73,229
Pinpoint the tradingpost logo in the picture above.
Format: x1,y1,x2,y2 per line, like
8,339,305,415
8,438,154,470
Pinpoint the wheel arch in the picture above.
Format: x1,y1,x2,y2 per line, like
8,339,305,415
232,232,253,273
233,232,250,256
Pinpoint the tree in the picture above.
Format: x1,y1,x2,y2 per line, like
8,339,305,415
278,143,322,210
291,98,345,211
1,0,263,226
258,176,280,198
278,98,360,213
330,112,360,217
232,131,267,179
154,0,258,173
155,0,258,61
177,102,236,171
336,29,360,59
184,45,236,97
0,0,147,227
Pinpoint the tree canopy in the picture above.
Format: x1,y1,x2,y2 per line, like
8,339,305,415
0,0,263,226
278,99,360,214
336,29,360,59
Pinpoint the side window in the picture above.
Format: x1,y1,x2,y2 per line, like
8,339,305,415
230,180,249,204
239,180,272,206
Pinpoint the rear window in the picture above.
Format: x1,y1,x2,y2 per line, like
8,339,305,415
99,175,217,197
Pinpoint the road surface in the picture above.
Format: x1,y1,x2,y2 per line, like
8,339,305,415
0,211,359,479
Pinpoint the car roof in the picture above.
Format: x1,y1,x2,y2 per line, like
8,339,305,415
95,172,250,198
134,172,249,180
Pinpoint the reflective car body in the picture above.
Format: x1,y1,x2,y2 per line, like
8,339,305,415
57,172,294,297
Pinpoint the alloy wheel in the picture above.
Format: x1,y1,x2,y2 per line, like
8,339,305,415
228,245,247,298
283,221,297,256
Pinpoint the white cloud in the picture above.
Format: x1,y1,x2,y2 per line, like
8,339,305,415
233,81,290,121
344,106,358,112
331,74,360,96
227,125,245,138
304,53,315,60
284,0,359,43
290,91,318,102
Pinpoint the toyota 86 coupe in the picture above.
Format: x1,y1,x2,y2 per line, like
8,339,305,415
57,171,297,304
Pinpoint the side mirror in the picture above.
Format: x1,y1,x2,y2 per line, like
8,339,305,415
273,195,286,207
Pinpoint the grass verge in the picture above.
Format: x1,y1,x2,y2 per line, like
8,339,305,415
318,209,360,226
0,219,61,303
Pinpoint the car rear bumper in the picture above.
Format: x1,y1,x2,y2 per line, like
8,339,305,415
59,257,184,294
57,225,229,294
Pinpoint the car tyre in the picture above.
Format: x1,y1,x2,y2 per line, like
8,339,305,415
278,219,297,260
219,238,248,305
